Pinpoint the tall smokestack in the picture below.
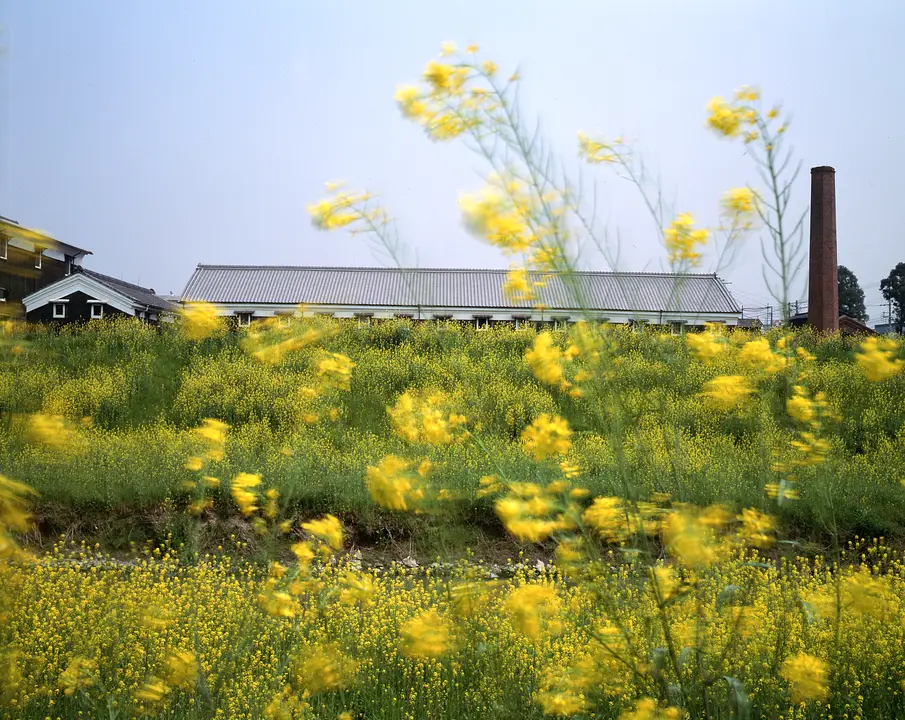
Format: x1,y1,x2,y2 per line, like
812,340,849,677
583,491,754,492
808,166,838,331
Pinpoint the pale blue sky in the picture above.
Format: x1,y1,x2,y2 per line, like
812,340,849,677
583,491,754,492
2,1,902,320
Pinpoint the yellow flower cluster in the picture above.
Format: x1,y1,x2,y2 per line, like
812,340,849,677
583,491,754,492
663,212,709,267
856,336,904,382
306,182,375,231
706,85,786,145
393,42,507,143
317,352,356,392
181,301,222,341
365,454,427,511
388,389,467,445
576,131,623,164
521,413,573,461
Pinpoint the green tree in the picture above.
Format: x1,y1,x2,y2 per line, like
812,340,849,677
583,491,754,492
837,265,866,321
880,262,905,332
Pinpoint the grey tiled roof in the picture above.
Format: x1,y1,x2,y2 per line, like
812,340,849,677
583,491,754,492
83,269,175,312
181,266,740,315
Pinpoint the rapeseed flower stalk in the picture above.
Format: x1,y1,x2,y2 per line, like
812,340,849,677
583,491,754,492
231,472,262,516
707,86,804,321
663,212,709,268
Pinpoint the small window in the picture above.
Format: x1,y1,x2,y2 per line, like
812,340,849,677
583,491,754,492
433,314,453,322
474,315,491,330
35,250,42,269
0,287,7,302
355,313,373,327
0,236,7,260
90,303,104,319
512,315,531,330
236,312,252,327
395,313,413,320
53,303,66,319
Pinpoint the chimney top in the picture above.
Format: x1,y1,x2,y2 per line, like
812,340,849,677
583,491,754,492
811,166,835,174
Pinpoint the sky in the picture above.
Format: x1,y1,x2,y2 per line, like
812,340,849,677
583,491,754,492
1,1,903,323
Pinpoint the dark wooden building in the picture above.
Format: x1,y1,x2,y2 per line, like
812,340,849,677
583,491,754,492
1,215,91,319
23,268,175,325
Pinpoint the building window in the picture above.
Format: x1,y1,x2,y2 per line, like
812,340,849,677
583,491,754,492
0,287,7,302
0,236,6,260
355,313,373,327
474,315,491,330
35,250,43,269
433,314,453,321
236,312,252,327
512,315,531,330
669,321,684,335
90,303,104,319
53,302,67,319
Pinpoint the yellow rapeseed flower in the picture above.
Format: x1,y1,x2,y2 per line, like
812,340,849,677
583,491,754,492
663,212,709,267
781,653,829,703
400,609,452,658
522,414,573,461
301,514,343,550
701,375,752,409
855,336,903,381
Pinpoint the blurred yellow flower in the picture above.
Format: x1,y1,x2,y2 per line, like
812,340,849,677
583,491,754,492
701,375,752,409
856,336,903,381
522,414,573,461
781,653,829,703
401,609,451,658
663,212,709,267
301,514,343,550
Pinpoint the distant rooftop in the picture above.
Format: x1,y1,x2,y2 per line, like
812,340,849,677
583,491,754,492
82,269,174,312
181,265,741,315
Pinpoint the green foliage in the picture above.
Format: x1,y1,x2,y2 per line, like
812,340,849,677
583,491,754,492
838,265,867,321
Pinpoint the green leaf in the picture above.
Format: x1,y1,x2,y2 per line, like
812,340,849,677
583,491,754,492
678,646,696,675
651,647,668,676
723,676,751,720
667,683,684,707
716,584,745,609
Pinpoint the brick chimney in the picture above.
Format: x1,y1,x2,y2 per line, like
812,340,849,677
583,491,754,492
807,166,838,331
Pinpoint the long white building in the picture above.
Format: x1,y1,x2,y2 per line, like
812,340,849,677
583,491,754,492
179,265,742,329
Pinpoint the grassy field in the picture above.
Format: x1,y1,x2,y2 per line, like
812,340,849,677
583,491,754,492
1,318,904,550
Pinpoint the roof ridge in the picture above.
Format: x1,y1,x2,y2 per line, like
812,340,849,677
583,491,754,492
84,268,160,295
192,264,722,279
